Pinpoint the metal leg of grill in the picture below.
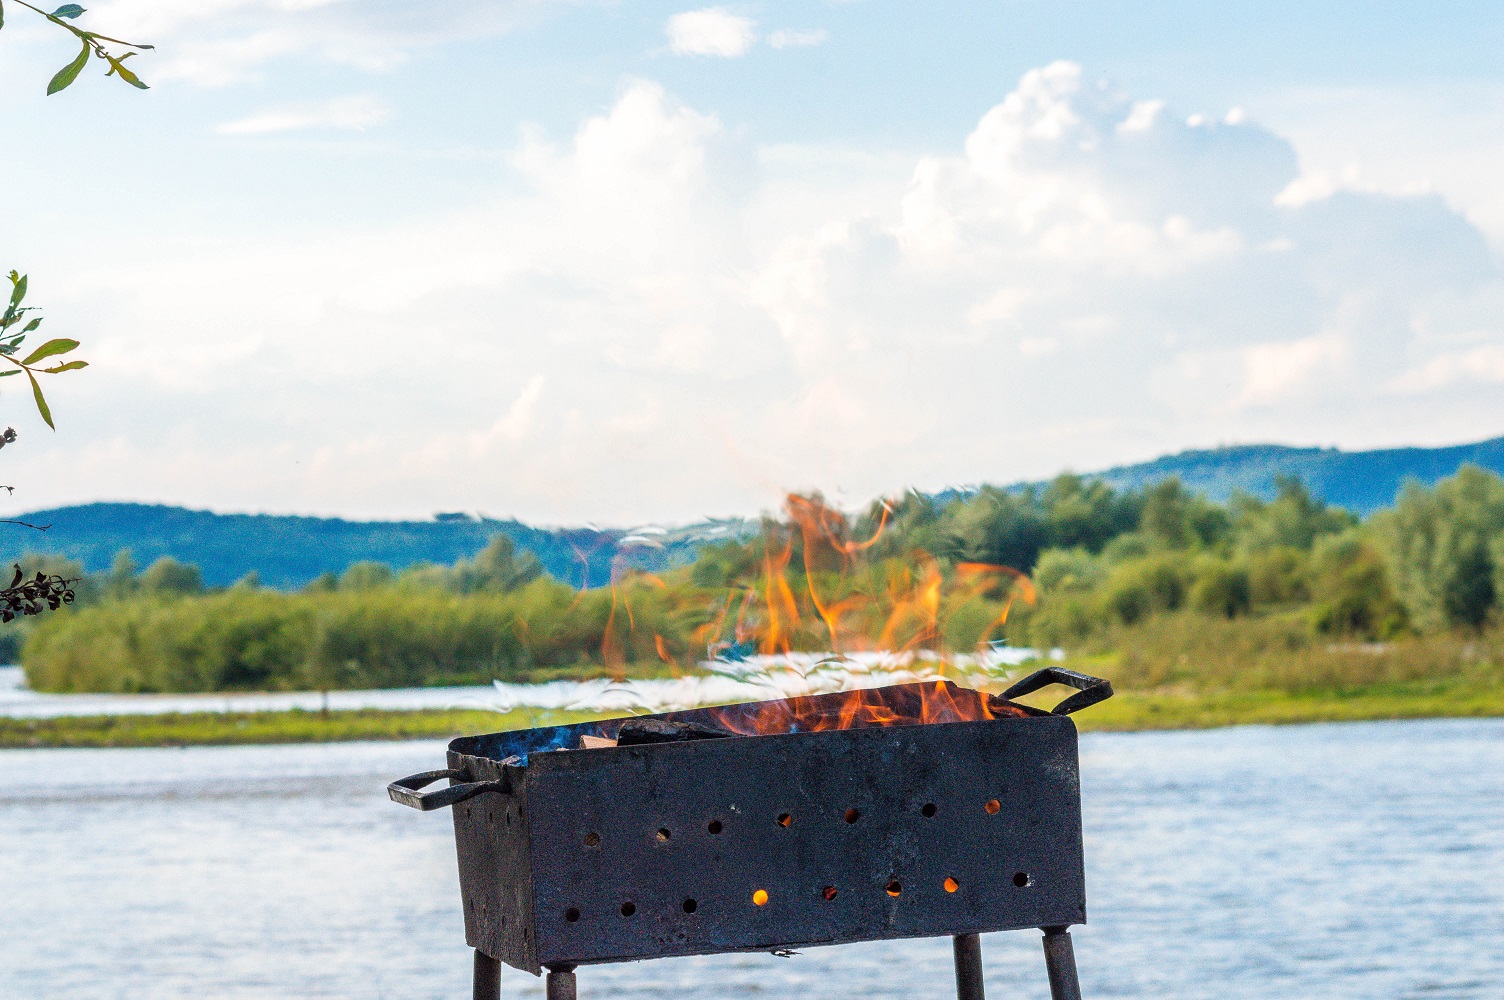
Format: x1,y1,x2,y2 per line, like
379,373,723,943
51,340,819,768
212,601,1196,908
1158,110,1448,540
953,933,985,1000
546,964,578,1000
472,950,501,1000
1041,927,1082,1000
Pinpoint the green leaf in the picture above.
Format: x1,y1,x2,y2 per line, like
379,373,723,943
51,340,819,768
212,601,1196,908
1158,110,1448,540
21,318,41,333
0,369,20,377
104,53,147,89
21,338,78,365
41,360,88,373
26,370,54,429
50,3,85,16
8,273,25,309
47,40,90,95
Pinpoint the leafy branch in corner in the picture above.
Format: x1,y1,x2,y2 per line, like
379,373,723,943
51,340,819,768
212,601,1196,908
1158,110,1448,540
0,1,154,93
1,271,88,429
0,564,74,622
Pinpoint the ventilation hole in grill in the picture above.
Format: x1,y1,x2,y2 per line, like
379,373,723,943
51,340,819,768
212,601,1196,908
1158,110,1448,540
583,831,600,848
752,889,769,906
821,886,838,901
564,908,580,923
776,813,793,827
844,808,861,824
984,799,1001,815
944,877,960,893
656,828,672,842
682,898,698,914
620,902,636,917
1013,872,1032,888
707,820,723,835
885,880,902,897
921,803,938,818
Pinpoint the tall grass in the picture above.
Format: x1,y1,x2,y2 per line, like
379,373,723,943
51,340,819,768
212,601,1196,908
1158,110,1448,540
1071,611,1504,694
21,579,688,693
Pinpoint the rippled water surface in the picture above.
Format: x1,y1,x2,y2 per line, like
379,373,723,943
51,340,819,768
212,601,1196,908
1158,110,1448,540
2,720,1501,999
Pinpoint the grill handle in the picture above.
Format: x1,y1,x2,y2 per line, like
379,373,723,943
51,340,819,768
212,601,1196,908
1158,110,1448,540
1002,667,1113,716
387,768,507,811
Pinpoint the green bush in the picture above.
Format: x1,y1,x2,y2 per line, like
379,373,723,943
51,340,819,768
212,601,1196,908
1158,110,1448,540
1307,531,1407,638
1191,562,1252,618
1101,554,1191,625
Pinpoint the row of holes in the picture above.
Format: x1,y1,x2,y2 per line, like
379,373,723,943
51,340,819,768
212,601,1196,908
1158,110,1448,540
584,800,1005,848
560,873,1032,923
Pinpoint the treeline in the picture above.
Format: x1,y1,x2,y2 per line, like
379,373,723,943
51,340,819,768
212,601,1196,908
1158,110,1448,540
14,466,1504,693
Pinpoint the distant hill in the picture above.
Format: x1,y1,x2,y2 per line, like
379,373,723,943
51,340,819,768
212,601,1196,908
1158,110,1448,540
5,435,1502,589
0,504,751,590
1078,436,1504,515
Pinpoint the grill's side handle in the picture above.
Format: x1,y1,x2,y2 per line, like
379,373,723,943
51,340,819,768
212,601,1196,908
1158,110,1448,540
387,768,507,811
1002,667,1113,716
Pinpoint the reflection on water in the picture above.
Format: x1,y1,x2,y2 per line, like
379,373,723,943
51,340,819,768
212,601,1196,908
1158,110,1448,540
2,720,1501,999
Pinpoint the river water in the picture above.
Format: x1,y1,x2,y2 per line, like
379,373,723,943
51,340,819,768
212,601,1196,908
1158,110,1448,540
2,719,1501,999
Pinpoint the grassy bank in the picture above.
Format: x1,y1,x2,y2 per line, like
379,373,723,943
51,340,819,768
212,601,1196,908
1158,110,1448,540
1070,677,1504,732
0,707,605,749
6,678,1502,748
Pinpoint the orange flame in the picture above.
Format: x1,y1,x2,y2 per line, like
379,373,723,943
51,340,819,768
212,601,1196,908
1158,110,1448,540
596,493,1037,684
690,679,1028,737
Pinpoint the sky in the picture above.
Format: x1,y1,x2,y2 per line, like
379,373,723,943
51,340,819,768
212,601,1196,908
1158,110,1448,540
3,0,1504,525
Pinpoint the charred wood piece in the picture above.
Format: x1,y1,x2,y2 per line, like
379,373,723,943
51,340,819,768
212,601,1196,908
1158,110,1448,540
615,718,735,746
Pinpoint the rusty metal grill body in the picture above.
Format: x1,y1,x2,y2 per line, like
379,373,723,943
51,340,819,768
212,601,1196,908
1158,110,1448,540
390,670,1112,1000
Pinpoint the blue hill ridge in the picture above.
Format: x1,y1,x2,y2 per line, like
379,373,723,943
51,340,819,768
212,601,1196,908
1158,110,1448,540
5,434,1502,588
1081,436,1504,514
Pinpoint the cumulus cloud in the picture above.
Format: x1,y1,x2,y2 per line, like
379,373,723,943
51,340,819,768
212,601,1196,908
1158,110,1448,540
666,7,757,57
216,94,390,134
17,65,1504,521
768,28,828,49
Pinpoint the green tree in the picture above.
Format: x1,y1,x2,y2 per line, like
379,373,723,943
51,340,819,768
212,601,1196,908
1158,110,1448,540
1040,474,1141,552
942,485,1050,571
106,549,138,599
448,534,544,593
339,561,394,591
1138,478,1229,550
1308,530,1407,638
1372,466,1504,631
139,556,204,596
1231,476,1356,552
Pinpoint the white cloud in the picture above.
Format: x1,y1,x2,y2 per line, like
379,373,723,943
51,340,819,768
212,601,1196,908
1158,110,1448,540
88,0,553,84
768,28,828,49
1394,345,1504,391
216,94,391,134
16,66,1504,522
666,7,757,57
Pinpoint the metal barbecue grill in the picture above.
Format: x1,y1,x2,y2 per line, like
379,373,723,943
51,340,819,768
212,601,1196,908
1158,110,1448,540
389,667,1113,1000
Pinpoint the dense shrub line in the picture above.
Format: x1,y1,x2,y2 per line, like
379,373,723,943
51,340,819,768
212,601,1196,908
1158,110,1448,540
15,466,1504,693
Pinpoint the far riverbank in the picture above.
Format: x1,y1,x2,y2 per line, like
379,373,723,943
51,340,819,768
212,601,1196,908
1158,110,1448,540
4,676,1500,748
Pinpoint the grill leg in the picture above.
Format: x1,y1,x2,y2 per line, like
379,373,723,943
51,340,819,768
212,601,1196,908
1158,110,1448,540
953,933,985,1000
472,950,500,1000
546,963,578,1000
1041,926,1082,1000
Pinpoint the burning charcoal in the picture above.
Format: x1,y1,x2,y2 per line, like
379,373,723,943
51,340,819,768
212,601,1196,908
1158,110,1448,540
615,717,734,746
